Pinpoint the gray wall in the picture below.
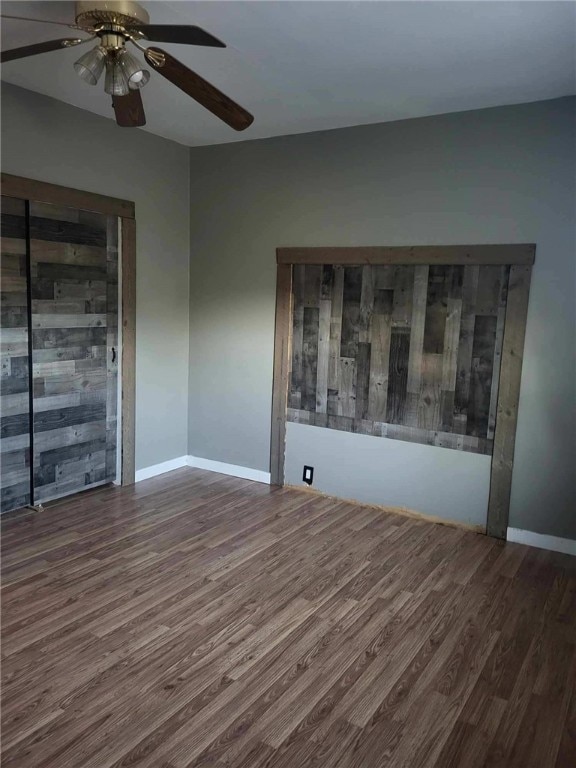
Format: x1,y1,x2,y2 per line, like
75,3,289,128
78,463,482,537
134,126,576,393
188,97,576,540
285,423,491,528
2,83,190,471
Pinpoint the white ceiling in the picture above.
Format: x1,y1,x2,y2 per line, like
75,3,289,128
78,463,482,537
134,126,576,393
1,1,575,147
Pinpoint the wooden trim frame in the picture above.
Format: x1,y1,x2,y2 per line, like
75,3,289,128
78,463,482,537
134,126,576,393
270,264,293,486
277,245,535,266
1,173,134,219
120,218,136,486
1,173,137,486
486,264,532,538
271,245,535,539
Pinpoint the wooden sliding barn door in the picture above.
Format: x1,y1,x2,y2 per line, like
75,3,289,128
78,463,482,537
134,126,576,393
29,201,119,504
1,172,136,515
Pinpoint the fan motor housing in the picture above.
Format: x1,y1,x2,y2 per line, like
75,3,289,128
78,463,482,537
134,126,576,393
75,1,150,30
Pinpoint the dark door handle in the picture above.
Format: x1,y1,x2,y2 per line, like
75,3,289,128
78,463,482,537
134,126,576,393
111,347,117,364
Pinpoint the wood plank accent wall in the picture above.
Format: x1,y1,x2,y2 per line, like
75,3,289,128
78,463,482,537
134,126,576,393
0,197,31,513
288,264,509,456
272,245,534,538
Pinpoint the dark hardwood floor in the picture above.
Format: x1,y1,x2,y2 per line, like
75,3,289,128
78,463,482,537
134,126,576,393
1,467,575,767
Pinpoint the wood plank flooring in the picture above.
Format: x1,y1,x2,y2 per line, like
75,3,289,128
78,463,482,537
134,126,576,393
1,467,575,768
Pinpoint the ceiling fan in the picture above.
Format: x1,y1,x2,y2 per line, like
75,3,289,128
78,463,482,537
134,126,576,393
0,0,254,130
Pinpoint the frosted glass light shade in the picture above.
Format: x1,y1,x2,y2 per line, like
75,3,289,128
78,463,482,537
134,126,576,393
119,50,150,89
74,46,107,85
104,59,130,96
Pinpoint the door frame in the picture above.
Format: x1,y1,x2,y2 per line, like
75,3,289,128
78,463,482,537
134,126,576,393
2,172,136,486
271,244,535,539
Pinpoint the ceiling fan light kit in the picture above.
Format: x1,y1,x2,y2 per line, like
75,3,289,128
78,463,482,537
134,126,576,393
104,55,130,96
1,0,254,130
119,49,149,89
73,45,106,85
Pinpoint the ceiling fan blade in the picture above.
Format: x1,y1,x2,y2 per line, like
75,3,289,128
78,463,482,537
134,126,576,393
112,91,146,128
1,14,78,29
136,24,225,48
1,38,84,64
144,47,253,131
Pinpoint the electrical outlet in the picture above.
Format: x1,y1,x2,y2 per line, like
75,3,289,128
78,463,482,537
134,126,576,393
303,465,314,486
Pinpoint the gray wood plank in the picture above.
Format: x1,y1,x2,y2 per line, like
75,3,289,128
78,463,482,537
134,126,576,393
454,265,479,421
355,342,371,421
423,266,449,354
316,300,331,414
302,307,319,411
338,357,357,418
467,315,497,438
418,353,443,431
441,298,462,392
406,265,428,394
367,289,393,422
340,267,362,358
328,266,344,390
391,265,414,328
303,265,321,308
386,328,410,424
359,266,374,342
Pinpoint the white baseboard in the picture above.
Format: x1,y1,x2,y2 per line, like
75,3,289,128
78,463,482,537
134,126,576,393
187,455,271,485
507,527,576,556
134,455,271,485
135,456,189,482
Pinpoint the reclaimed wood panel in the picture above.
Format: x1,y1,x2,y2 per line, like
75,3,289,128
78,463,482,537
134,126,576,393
30,202,119,504
288,263,511,456
0,196,31,513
